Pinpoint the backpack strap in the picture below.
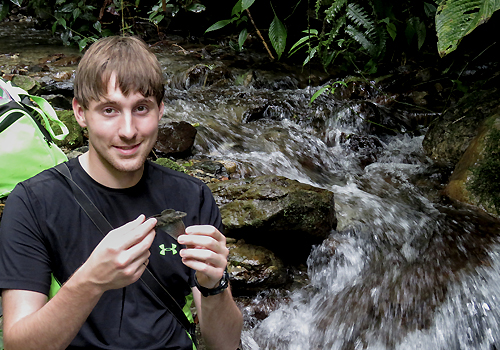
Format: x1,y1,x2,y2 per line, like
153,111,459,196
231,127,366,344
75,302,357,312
53,162,197,344
0,78,68,141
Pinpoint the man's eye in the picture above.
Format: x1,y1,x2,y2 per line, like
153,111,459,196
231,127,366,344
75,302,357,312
136,106,148,113
104,108,115,114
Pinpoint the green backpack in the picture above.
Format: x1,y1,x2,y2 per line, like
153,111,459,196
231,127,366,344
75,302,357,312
0,78,69,198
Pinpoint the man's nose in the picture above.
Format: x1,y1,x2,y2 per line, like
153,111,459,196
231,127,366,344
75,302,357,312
118,111,138,139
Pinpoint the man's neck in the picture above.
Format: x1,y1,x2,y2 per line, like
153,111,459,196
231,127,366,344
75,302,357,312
78,152,144,189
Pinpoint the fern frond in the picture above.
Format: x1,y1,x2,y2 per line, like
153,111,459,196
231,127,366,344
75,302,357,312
345,24,376,56
323,16,344,48
324,0,348,23
346,3,375,33
315,0,322,18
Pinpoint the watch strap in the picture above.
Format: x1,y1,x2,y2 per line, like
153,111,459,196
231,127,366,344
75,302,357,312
195,269,230,297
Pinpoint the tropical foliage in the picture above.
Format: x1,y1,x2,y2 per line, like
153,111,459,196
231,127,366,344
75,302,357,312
289,0,438,72
205,0,287,59
2,0,500,63
0,0,205,50
435,0,500,56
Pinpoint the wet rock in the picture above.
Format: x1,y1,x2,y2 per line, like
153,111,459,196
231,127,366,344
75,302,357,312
39,53,80,66
52,71,72,82
236,289,292,328
184,159,228,180
11,74,40,94
338,133,384,168
423,88,500,166
154,121,197,158
39,53,65,64
66,146,88,160
52,55,80,66
208,175,337,265
227,240,289,296
357,101,414,135
242,99,304,123
42,94,72,110
168,63,230,90
445,115,500,218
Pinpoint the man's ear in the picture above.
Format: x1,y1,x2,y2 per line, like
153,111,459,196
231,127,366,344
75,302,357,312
72,98,87,128
158,101,164,121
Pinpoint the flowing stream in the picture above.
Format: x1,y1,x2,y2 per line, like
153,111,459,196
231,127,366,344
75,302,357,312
2,21,500,350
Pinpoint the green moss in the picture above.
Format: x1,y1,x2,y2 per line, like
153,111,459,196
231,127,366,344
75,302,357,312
52,110,84,149
467,127,500,214
153,158,187,173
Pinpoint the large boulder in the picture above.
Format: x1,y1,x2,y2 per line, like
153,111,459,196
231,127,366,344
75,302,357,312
208,175,337,264
445,114,500,217
154,121,197,158
423,88,500,218
423,88,500,166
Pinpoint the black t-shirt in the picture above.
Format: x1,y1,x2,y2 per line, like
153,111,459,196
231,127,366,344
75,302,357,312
0,157,222,350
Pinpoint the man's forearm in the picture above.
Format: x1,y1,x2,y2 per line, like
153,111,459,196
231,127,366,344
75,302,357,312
3,269,103,350
198,287,243,350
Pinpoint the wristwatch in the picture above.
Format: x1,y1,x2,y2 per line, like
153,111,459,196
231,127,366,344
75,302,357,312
194,269,230,297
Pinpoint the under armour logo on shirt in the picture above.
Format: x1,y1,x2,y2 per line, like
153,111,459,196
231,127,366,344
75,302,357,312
159,243,178,255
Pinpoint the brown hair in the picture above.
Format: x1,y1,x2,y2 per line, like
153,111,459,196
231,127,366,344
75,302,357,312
73,36,164,109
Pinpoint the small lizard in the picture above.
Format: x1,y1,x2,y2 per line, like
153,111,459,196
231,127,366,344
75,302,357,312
149,209,187,240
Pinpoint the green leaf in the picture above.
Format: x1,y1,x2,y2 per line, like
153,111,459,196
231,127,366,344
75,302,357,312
205,19,233,33
301,28,318,35
78,38,88,52
436,0,500,57
303,46,317,65
72,8,81,20
381,17,397,40
406,17,426,49
0,3,9,21
52,20,58,33
231,0,242,16
150,14,164,25
187,3,206,13
289,35,313,55
238,28,248,50
241,0,255,12
310,85,331,105
423,2,437,17
57,17,67,29
93,21,102,33
269,15,287,59
59,3,76,12
451,79,468,93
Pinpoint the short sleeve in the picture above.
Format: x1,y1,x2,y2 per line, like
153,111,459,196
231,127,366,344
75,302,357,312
0,183,52,294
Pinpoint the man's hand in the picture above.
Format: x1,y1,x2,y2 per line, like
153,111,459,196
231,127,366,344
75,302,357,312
77,214,157,293
177,225,229,289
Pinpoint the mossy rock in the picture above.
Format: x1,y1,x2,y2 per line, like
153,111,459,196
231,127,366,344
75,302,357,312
153,158,187,173
50,110,85,150
208,175,337,264
445,115,500,217
11,75,40,94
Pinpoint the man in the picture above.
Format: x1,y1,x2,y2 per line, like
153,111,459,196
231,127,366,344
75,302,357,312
0,36,242,350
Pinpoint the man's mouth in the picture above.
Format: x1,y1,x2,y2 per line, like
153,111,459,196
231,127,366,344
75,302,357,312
114,143,141,155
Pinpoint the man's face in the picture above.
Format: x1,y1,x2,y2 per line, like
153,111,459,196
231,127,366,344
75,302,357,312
73,76,163,179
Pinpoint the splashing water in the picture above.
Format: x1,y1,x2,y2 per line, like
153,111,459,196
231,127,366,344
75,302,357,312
160,84,500,350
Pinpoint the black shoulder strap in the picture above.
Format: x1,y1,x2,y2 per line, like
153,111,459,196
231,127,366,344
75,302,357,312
53,162,196,341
